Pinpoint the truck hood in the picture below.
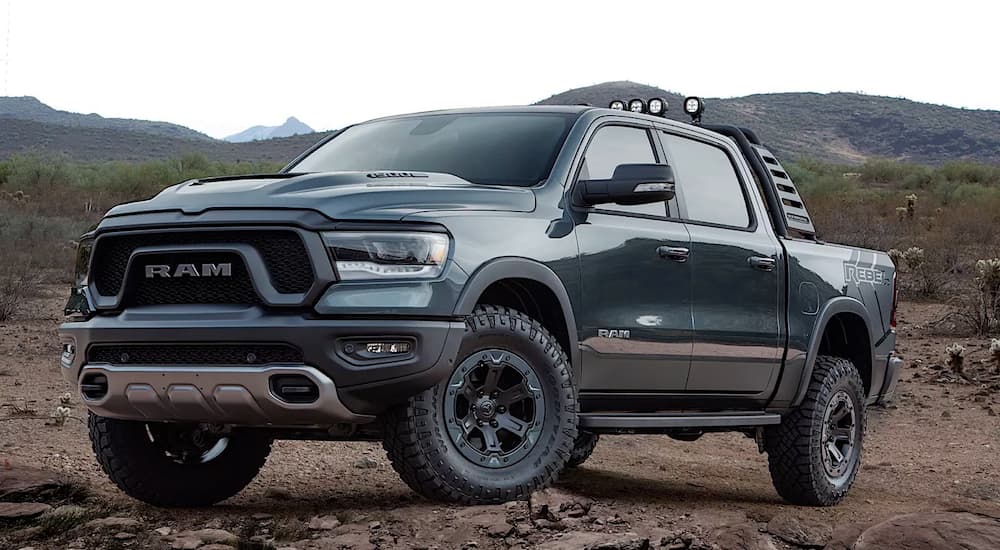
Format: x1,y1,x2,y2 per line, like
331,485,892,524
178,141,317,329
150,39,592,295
105,171,536,220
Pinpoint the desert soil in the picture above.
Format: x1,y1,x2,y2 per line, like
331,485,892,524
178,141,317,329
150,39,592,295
0,289,998,549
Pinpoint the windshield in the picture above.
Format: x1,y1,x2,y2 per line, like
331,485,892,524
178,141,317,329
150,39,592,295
289,112,577,186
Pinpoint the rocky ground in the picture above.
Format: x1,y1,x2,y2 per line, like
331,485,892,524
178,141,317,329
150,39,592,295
1,290,998,549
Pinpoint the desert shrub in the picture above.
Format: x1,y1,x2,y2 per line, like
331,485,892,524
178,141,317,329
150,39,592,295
948,258,1000,336
0,265,43,321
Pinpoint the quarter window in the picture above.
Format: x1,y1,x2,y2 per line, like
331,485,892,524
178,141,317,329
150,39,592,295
661,133,750,227
579,125,665,217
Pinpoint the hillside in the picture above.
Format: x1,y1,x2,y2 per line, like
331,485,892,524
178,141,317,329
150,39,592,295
537,81,1000,164
0,117,327,164
0,96,212,141
225,116,315,143
3,86,1000,165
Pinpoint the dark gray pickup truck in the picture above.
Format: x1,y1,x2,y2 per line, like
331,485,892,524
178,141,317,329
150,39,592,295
60,99,901,508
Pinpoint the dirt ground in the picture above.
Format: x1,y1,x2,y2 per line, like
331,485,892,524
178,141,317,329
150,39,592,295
1,289,998,549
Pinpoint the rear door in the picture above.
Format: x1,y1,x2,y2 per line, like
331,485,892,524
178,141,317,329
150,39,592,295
657,130,784,396
574,122,693,392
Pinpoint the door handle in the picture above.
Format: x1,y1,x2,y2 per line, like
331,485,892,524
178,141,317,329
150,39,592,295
748,256,776,271
657,246,690,262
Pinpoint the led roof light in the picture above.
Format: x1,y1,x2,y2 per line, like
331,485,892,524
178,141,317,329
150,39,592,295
683,96,705,122
608,100,626,110
647,97,667,116
627,99,646,113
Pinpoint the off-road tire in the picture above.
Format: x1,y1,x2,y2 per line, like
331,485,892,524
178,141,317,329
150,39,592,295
566,431,600,468
382,305,578,504
764,355,866,506
89,414,272,507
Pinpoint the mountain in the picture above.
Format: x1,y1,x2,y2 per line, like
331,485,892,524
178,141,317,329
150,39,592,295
225,117,315,143
3,86,1000,166
0,96,212,141
537,81,1000,165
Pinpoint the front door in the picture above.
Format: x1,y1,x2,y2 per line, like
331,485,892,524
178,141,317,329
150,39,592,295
574,123,693,392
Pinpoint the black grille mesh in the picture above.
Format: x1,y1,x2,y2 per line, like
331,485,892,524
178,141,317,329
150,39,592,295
127,252,258,306
92,230,314,296
87,343,303,365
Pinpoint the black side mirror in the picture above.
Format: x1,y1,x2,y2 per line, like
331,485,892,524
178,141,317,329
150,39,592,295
577,163,675,206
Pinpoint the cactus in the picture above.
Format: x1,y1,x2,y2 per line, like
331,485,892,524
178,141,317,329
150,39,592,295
991,339,1000,374
946,343,966,375
904,193,918,219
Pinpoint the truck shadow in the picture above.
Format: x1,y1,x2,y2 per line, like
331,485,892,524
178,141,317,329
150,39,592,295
558,467,784,506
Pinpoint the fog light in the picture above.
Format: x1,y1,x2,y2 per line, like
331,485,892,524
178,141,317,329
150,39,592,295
365,342,411,355
628,98,646,113
341,339,416,363
608,100,626,110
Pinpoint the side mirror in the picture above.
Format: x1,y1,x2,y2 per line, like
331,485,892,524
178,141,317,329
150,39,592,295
577,163,675,206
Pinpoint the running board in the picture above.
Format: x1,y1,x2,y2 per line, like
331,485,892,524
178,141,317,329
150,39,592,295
579,412,781,429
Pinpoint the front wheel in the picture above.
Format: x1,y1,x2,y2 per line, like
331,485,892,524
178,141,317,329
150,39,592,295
89,414,272,507
383,305,578,504
764,355,866,506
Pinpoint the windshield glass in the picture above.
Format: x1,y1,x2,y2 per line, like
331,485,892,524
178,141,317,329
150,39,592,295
289,112,577,186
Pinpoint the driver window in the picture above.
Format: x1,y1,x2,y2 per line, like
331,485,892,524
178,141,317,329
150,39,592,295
580,125,667,218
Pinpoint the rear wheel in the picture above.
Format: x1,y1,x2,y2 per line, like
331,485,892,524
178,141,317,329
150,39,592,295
566,431,600,468
89,414,272,507
383,305,578,504
764,355,866,506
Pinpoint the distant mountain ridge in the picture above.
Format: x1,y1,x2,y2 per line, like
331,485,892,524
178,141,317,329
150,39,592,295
537,81,1000,165
3,86,1000,165
224,116,315,143
0,96,213,141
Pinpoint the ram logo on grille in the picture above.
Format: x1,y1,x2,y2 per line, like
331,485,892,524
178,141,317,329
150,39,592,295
144,263,233,278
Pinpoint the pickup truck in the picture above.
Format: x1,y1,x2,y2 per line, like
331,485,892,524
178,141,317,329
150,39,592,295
60,99,902,508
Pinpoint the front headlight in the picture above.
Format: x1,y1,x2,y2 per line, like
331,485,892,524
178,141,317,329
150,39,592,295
322,232,449,280
73,238,95,286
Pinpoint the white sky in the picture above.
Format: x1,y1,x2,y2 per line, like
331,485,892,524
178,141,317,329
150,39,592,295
2,0,998,138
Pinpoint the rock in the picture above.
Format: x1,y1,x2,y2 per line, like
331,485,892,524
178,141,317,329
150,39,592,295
453,505,513,537
0,502,51,520
204,518,224,529
854,511,1000,550
155,526,173,536
86,516,142,531
113,532,137,540
713,522,779,550
533,518,566,530
0,462,76,502
825,524,867,550
537,531,650,550
765,514,832,547
315,532,376,550
368,520,382,530
265,487,293,500
201,545,237,550
590,533,650,550
169,528,240,549
252,512,273,520
308,515,342,530
354,456,379,469
529,488,593,522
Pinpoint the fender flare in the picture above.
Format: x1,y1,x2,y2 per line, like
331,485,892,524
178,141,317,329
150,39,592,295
454,257,581,378
791,296,877,407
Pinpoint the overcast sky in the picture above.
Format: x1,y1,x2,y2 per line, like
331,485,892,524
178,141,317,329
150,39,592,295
2,0,998,138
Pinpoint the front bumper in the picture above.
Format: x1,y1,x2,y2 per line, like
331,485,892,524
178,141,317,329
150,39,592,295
59,307,465,425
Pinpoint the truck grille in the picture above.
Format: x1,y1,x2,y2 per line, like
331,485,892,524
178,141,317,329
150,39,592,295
87,343,303,365
91,229,314,297
126,252,259,306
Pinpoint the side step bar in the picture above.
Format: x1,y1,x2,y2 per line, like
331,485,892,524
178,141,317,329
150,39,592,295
579,412,781,429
